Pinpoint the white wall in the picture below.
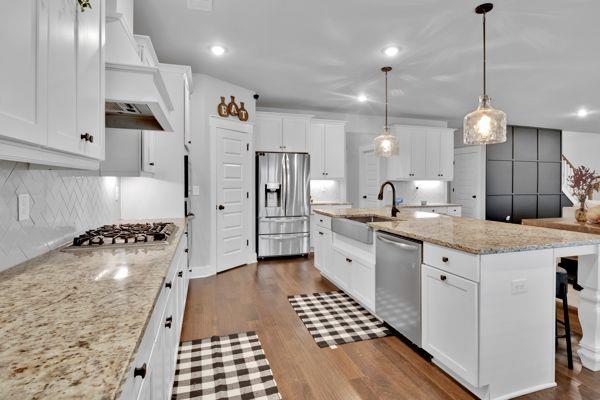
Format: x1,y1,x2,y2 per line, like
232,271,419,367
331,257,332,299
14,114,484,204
189,74,256,277
120,68,187,219
563,130,600,200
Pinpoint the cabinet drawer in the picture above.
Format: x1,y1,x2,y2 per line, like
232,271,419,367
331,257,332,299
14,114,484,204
315,214,331,229
446,207,461,217
423,243,479,282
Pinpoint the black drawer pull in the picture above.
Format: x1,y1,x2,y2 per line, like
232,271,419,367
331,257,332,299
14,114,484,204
165,316,173,328
442,257,449,263
319,219,323,222
184,248,189,253
165,281,172,289
178,271,183,277
318,232,324,235
134,363,147,379
440,275,447,281
346,258,352,263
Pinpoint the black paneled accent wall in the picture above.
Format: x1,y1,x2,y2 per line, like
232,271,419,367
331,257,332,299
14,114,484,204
486,126,569,224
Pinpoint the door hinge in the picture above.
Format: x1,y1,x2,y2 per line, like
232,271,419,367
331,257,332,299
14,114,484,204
247,143,249,151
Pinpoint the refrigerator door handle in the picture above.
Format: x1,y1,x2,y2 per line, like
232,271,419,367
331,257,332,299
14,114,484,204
282,153,288,216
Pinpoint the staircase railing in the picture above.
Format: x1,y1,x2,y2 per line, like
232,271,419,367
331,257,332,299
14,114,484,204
561,154,600,205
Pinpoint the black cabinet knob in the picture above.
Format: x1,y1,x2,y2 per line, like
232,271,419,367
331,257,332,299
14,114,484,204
134,363,147,379
178,271,183,277
318,232,324,235
149,162,154,166
345,258,352,263
89,134,94,143
218,205,225,210
165,281,172,289
362,195,367,199
165,316,172,328
440,275,447,281
442,257,449,263
80,133,91,141
184,248,189,253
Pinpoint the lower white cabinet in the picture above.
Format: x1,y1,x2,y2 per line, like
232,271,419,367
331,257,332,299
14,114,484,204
349,256,375,310
421,264,479,387
331,248,352,291
120,236,189,400
313,227,330,272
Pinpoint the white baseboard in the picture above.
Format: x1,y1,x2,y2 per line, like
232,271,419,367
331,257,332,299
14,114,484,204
189,265,216,279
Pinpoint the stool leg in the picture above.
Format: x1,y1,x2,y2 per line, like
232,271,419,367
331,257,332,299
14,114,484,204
562,289,574,370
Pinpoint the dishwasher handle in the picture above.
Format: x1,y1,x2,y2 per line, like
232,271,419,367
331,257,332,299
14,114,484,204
377,235,420,251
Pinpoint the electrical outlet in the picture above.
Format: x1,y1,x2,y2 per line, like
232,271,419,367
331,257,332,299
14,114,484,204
18,194,30,221
191,185,200,196
511,278,527,295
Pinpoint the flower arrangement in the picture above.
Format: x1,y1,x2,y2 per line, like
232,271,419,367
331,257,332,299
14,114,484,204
77,0,91,12
568,165,600,222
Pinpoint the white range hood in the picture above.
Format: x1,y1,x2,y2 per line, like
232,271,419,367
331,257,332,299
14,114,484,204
105,11,174,132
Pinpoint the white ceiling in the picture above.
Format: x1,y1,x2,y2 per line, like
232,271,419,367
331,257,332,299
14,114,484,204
134,0,600,132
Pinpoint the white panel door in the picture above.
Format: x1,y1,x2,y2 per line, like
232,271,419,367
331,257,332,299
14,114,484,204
216,127,250,272
47,0,80,155
422,264,479,386
0,0,47,145
282,117,308,152
451,147,484,219
255,114,282,152
309,124,324,178
359,148,381,208
410,128,427,179
77,0,103,159
324,124,345,179
439,130,454,180
426,130,441,179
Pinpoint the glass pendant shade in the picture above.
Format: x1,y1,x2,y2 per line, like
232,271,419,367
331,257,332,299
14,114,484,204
374,127,399,157
463,95,507,145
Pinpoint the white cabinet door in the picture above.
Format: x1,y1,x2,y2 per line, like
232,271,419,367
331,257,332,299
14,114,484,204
309,124,324,178
426,130,442,179
410,128,427,179
255,114,282,152
422,264,479,386
313,225,323,271
332,248,351,291
387,126,412,180
183,77,191,147
282,117,308,152
439,130,454,180
324,124,345,179
77,0,103,159
0,0,47,145
350,258,375,310
142,131,156,173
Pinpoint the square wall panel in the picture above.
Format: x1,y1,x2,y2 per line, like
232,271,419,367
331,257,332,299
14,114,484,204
513,127,538,161
538,129,561,162
487,161,512,195
513,195,538,224
486,127,513,160
486,195,512,222
538,162,561,194
513,161,538,194
538,195,561,218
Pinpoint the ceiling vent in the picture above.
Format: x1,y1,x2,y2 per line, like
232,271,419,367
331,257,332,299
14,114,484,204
187,0,213,11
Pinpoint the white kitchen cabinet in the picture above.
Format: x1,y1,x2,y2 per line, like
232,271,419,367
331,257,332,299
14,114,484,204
101,129,154,176
422,264,479,387
142,131,156,173
386,125,454,181
0,0,48,146
255,112,312,152
349,256,375,310
314,227,331,273
331,248,352,291
183,75,192,148
310,120,346,179
0,0,105,168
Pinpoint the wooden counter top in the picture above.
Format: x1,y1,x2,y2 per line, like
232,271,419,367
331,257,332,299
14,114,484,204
522,217,600,235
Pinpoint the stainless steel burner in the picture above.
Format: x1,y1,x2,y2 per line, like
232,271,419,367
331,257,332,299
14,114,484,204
68,222,176,249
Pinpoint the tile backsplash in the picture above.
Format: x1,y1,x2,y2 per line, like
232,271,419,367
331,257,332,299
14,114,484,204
0,161,120,272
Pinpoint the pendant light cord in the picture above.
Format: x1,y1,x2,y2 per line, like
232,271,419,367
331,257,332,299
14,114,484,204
482,11,487,96
385,69,389,130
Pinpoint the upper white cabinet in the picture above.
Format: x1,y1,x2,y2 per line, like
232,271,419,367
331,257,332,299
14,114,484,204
386,125,454,181
0,0,105,169
255,112,311,153
309,120,346,179
0,0,48,146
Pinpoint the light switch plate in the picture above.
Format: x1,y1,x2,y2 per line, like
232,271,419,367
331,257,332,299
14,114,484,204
18,194,30,221
191,185,200,196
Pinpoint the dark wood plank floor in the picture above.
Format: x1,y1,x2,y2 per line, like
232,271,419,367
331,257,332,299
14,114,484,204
181,256,600,400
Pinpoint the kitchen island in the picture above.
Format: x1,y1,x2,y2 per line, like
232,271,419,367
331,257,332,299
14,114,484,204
0,219,188,399
313,207,600,400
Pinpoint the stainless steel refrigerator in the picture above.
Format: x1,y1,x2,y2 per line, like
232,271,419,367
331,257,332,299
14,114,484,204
256,152,310,257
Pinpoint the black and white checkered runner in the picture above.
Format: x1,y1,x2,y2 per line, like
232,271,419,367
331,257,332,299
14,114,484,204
172,331,282,400
288,290,390,348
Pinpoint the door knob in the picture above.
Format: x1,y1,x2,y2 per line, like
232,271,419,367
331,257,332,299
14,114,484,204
472,195,477,199
362,195,367,199
218,205,225,210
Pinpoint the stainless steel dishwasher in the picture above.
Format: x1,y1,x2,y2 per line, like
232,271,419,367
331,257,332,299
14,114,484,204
375,232,423,347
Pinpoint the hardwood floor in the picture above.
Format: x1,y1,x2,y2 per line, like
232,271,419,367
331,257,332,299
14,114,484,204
181,256,600,400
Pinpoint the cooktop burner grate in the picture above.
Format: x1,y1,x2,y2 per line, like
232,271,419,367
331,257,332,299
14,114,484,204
70,222,176,248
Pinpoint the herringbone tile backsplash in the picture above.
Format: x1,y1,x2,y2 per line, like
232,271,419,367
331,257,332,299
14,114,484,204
0,161,120,272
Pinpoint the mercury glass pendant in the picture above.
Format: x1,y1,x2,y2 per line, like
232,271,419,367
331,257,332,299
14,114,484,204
463,3,507,145
374,67,399,157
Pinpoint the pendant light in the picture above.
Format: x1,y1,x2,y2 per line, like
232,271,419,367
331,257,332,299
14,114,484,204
373,66,399,157
463,3,507,145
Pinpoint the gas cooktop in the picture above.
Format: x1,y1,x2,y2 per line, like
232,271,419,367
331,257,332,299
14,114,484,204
68,222,177,249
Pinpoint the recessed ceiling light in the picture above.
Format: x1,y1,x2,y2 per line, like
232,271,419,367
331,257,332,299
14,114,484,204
210,45,227,56
357,94,368,102
382,46,399,57
577,108,589,118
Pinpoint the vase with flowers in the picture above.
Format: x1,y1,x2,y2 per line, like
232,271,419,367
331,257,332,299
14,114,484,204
567,165,600,222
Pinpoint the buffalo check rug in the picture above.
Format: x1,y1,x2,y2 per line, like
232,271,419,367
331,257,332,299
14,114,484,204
288,290,390,348
171,331,282,400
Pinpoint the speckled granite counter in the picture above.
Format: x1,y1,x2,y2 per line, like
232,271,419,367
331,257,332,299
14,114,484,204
398,202,462,208
310,201,352,206
313,207,600,254
0,219,185,399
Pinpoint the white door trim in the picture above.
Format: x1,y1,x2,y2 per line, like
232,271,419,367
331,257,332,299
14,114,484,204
358,144,382,208
451,146,486,220
209,116,254,273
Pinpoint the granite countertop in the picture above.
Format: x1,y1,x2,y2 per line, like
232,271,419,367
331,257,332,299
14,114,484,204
0,219,186,399
398,202,462,208
522,217,600,235
310,201,352,206
313,207,600,254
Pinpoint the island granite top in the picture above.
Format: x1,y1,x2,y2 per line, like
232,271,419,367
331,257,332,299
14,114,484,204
0,219,185,399
313,207,600,254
